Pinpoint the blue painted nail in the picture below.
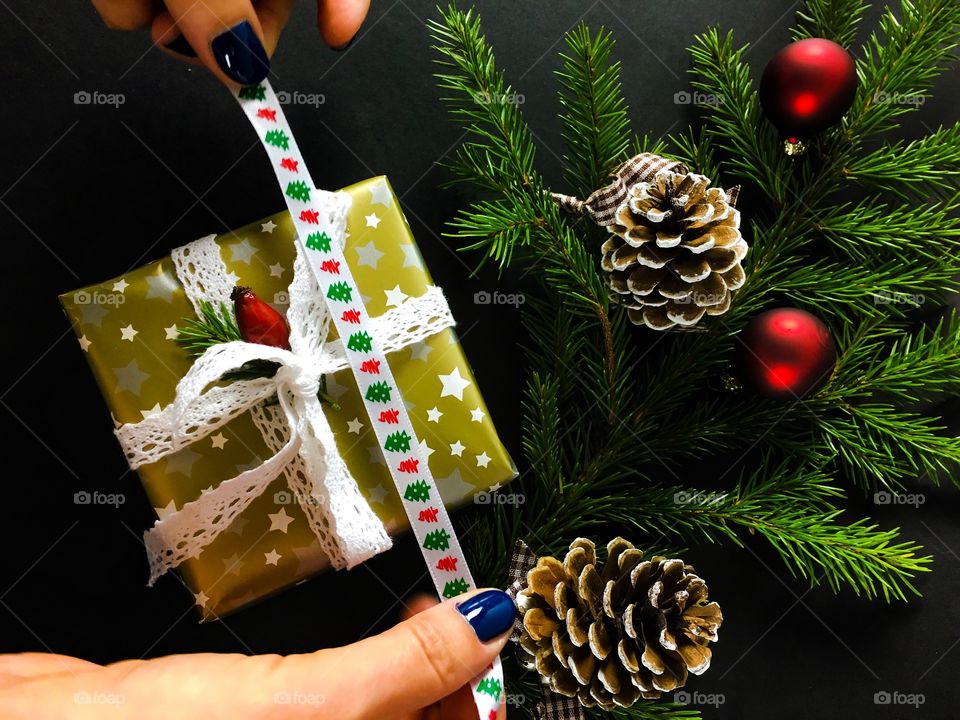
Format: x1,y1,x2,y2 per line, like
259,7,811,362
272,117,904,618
164,33,197,58
456,589,516,642
211,21,269,85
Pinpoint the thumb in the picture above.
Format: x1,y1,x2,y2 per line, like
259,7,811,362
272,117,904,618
316,588,515,717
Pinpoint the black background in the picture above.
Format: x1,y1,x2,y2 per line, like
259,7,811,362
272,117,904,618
1,1,958,718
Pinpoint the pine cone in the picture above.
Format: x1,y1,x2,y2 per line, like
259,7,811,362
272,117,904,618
600,170,747,330
516,538,722,709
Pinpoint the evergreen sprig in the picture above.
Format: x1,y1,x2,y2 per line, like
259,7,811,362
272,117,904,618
431,2,958,716
174,299,242,357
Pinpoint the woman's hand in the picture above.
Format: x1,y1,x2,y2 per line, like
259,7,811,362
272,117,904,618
0,589,514,719
90,0,372,86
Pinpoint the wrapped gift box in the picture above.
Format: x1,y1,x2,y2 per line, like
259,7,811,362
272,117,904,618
60,176,517,620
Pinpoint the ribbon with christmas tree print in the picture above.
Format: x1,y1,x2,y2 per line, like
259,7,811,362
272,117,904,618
235,81,504,720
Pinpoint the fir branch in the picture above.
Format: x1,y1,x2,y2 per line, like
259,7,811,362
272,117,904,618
687,28,791,205
557,23,632,199
175,300,242,357
814,194,960,262
792,0,869,48
844,122,960,199
846,0,960,139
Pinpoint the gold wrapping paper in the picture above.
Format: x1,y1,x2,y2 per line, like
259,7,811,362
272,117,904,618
60,176,517,620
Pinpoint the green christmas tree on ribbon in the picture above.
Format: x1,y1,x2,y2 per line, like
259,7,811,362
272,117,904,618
476,677,502,699
285,180,311,202
442,578,470,599
306,231,331,253
238,85,266,101
326,281,352,303
265,129,289,150
384,430,412,453
423,528,450,551
365,381,392,403
403,479,431,502
347,331,373,353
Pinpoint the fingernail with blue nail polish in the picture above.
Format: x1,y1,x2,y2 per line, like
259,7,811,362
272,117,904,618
456,590,516,642
164,33,198,58
212,21,269,85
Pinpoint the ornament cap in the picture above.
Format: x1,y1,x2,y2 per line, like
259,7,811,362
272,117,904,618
783,137,808,156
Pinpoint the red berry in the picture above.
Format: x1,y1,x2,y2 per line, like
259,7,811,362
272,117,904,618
231,286,291,350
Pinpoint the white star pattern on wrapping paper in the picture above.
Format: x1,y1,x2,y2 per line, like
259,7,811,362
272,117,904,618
225,270,240,286
210,433,228,449
112,279,129,293
154,499,177,521
400,244,421,268
449,440,466,457
194,591,209,607
120,324,138,342
419,438,434,459
476,452,491,468
427,407,443,423
409,341,432,362
269,263,285,278
164,324,179,340
268,507,294,533
222,554,244,575
439,367,472,401
347,417,364,434
226,515,248,536
368,179,393,207
367,446,386,465
368,484,389,504
77,303,108,327
78,335,92,352
229,240,257,264
471,407,486,422
489,482,502,493
355,240,385,269
264,549,282,566
165,447,202,477
326,378,349,402
365,212,382,229
261,220,277,233
113,359,149,395
145,275,176,302
140,403,162,419
384,285,408,308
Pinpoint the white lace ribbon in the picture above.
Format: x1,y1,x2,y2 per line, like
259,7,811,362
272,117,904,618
115,231,456,585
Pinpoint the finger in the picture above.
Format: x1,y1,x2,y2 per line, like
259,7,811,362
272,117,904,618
91,0,162,30
0,653,100,687
159,0,271,86
152,0,292,62
302,588,514,717
316,0,371,49
400,593,439,621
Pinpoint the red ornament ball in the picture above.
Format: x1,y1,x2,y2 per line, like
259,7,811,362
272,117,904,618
759,38,858,141
232,286,291,350
738,308,836,400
